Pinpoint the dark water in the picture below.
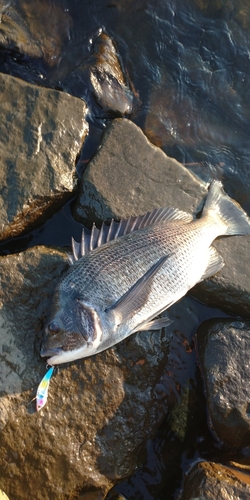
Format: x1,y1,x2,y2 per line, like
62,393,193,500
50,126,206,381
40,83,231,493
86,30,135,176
0,0,250,498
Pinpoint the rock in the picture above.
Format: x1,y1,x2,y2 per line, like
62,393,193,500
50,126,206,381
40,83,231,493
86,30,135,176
73,117,250,317
0,73,88,242
65,31,139,116
179,461,250,499
0,247,198,500
0,1,72,67
192,237,250,317
88,31,137,115
73,118,207,225
196,319,250,447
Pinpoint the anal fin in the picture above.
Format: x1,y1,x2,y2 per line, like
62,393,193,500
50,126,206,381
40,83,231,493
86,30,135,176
136,316,173,331
199,246,224,282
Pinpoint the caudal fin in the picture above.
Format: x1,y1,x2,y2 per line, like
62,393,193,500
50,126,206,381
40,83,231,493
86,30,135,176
202,180,250,236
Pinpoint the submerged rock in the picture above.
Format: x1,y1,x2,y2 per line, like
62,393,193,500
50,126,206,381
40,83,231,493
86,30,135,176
0,0,72,67
0,72,88,242
179,461,250,499
196,319,250,448
0,247,196,500
73,117,250,317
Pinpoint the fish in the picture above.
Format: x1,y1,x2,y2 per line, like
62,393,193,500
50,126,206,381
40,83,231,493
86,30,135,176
36,366,54,411
40,180,250,366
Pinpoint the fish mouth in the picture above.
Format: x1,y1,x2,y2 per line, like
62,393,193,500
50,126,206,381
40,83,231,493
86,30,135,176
40,347,62,358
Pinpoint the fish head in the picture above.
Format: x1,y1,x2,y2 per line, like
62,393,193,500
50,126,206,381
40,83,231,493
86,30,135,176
40,288,102,365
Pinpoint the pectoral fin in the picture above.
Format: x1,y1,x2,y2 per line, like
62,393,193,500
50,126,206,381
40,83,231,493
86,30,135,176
136,316,173,331
107,255,169,325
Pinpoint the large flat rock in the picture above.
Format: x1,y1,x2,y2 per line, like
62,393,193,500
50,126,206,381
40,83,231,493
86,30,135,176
73,118,250,317
0,73,88,241
73,118,207,224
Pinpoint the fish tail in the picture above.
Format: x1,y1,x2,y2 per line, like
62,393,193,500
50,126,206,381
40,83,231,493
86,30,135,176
203,180,250,236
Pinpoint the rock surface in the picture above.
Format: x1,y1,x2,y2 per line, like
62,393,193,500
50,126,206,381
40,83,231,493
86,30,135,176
88,31,137,115
0,247,198,500
0,0,72,67
179,461,250,499
73,117,250,317
192,237,250,317
73,117,208,224
0,73,88,242
63,31,139,117
196,319,250,448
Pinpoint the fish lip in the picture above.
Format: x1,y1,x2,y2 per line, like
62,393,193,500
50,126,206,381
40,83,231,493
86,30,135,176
40,347,62,358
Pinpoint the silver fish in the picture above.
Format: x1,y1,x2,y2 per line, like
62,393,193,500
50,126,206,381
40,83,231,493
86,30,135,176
41,181,250,365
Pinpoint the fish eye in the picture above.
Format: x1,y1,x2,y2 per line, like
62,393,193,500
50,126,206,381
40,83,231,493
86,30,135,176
48,321,60,334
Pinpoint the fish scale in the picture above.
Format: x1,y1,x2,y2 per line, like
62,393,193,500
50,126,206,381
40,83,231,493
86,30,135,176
41,181,250,365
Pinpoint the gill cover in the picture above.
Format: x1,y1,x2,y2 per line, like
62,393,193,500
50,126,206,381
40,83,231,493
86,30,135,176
41,299,102,357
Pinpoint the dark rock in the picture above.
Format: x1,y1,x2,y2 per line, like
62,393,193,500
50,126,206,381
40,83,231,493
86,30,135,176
0,1,72,67
66,31,139,116
0,73,88,242
88,31,137,116
73,117,250,317
0,248,198,500
192,237,250,317
179,461,250,499
196,319,250,448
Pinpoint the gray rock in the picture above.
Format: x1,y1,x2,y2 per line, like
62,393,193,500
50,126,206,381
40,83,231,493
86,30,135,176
0,247,197,500
73,118,207,225
196,319,250,447
178,461,250,500
0,73,88,241
73,117,250,317
192,237,250,317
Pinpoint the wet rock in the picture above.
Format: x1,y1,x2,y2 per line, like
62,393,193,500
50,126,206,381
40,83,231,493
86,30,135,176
0,72,88,242
88,31,138,116
196,319,250,447
192,235,250,317
73,117,207,225
0,247,196,500
0,0,72,67
73,117,250,317
66,31,139,116
179,461,250,499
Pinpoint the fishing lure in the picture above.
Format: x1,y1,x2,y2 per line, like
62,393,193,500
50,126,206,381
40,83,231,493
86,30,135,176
36,366,54,411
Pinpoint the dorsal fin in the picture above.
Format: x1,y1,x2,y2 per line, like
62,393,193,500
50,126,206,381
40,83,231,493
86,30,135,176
68,206,193,264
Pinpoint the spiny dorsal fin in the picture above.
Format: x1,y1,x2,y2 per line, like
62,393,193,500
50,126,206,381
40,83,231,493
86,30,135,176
68,206,193,264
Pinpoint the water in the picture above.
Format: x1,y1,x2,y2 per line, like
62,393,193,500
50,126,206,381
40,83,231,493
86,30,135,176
0,0,250,497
